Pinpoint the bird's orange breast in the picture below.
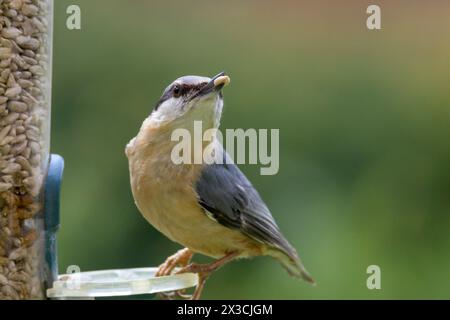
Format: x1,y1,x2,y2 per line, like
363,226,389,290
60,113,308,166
126,119,264,259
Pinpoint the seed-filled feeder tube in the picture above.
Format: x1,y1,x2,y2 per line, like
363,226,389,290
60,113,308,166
0,0,53,299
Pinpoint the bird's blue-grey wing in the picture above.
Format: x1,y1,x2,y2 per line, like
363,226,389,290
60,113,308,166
195,150,297,259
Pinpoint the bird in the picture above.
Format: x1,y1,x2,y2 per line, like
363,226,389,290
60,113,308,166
125,72,314,300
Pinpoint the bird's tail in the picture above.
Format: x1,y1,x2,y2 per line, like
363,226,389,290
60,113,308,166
268,246,316,285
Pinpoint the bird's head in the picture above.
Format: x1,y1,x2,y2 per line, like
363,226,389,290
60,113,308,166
149,72,230,129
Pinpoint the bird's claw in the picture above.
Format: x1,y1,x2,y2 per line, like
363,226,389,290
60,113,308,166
155,248,193,277
155,250,238,300
157,290,192,300
155,248,194,300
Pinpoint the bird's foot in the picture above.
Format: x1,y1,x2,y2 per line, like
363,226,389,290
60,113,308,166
175,251,239,300
155,248,193,300
155,248,193,277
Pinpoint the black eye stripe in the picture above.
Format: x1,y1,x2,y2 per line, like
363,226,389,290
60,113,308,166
178,83,207,95
153,82,209,111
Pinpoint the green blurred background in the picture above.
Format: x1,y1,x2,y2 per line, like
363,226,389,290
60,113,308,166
52,0,450,299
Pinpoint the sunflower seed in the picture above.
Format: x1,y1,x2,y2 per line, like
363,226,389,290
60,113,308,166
5,85,21,98
16,35,40,50
1,27,21,39
0,125,11,141
0,182,12,192
2,163,20,174
7,100,27,112
0,273,7,285
9,0,23,11
21,5,39,17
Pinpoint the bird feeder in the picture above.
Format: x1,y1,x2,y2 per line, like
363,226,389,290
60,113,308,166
0,0,54,299
0,0,197,300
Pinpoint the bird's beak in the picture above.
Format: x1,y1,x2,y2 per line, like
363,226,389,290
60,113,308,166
196,72,231,97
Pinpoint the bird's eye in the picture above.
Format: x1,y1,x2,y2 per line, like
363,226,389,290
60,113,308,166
173,85,181,97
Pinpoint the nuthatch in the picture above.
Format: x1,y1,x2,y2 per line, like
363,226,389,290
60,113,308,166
126,72,314,299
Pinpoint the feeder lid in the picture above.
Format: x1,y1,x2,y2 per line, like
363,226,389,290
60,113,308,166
47,268,198,299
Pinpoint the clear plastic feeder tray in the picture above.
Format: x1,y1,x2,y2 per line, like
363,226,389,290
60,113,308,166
47,268,199,299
